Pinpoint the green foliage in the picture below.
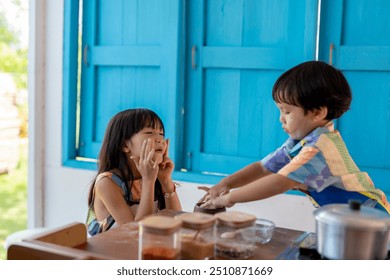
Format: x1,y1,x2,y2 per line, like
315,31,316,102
0,141,28,260
0,44,27,88
0,1,28,260
0,1,28,89
0,13,17,45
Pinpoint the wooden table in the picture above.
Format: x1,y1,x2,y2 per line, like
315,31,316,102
7,210,310,260
79,210,308,260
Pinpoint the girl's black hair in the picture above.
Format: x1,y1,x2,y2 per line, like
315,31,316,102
272,61,352,119
88,108,165,208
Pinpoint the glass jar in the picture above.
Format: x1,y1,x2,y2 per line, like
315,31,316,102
214,211,257,259
138,216,182,260
175,212,216,260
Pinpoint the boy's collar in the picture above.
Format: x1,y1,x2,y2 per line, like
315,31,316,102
305,120,334,139
287,121,334,156
289,121,334,143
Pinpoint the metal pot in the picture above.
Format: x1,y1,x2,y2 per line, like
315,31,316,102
314,200,390,260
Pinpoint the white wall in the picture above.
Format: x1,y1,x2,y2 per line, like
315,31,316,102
28,0,316,234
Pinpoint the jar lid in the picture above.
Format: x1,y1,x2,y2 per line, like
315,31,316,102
215,211,256,228
314,200,390,230
175,212,216,230
140,216,182,235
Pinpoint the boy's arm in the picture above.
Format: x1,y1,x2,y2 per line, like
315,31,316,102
223,162,272,189
200,162,271,201
208,173,298,208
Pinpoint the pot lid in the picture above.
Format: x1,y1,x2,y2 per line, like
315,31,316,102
314,200,390,230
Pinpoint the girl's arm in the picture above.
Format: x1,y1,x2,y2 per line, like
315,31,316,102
131,139,160,220
160,179,182,211
133,177,157,220
157,139,182,211
94,177,135,225
95,176,156,224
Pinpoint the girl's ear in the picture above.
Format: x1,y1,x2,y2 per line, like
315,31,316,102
122,142,131,153
314,106,328,120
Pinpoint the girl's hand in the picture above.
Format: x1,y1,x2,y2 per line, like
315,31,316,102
158,139,174,184
131,139,159,182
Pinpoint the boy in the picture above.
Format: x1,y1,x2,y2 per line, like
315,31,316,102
200,61,390,214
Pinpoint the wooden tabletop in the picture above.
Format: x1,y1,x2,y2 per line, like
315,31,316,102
7,209,309,260
78,210,308,260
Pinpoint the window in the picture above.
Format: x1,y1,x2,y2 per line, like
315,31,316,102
62,0,317,186
63,0,390,197
63,0,185,172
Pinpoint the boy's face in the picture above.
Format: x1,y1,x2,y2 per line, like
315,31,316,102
275,102,327,140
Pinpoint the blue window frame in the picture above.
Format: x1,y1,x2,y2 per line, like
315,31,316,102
63,0,85,168
63,0,186,171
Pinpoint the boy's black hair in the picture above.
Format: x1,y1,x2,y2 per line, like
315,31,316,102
272,61,352,119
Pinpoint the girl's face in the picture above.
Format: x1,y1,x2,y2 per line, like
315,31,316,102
276,102,326,140
125,127,167,162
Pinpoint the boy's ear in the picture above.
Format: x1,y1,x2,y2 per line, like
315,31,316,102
314,106,328,120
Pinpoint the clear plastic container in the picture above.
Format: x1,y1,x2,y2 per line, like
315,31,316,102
139,216,182,260
215,211,257,259
253,218,275,244
175,212,216,259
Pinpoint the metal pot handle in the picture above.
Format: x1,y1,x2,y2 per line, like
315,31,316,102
348,200,362,211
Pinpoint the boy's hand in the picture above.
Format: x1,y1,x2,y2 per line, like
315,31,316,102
197,182,230,203
200,193,235,209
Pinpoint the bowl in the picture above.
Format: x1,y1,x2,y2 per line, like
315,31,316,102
193,202,226,215
252,218,275,244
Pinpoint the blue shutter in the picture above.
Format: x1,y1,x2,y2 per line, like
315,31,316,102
319,0,390,197
183,0,318,175
78,0,182,161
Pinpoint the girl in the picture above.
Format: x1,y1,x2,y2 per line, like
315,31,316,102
86,108,182,236
200,61,390,215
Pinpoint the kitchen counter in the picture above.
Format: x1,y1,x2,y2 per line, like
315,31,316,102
82,209,309,259
7,210,311,260
82,223,308,260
